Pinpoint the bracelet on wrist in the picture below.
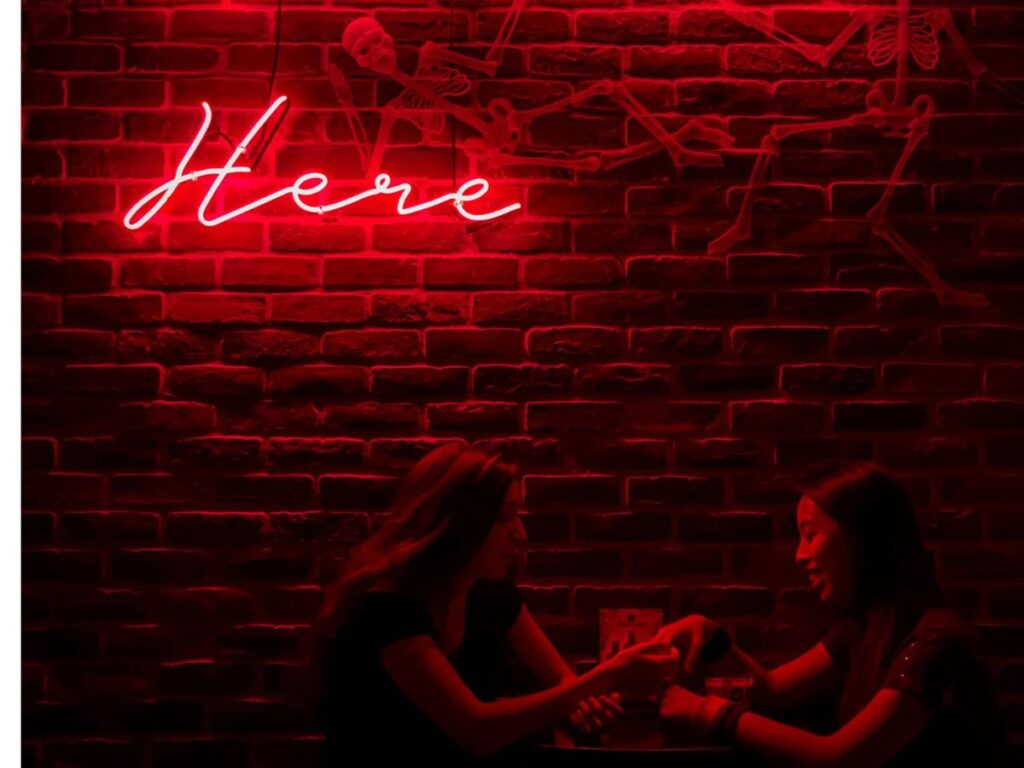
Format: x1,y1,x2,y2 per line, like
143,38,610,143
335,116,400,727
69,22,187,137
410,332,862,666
711,701,745,743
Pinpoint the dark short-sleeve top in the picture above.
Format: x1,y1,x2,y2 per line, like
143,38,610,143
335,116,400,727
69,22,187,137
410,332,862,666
821,608,1011,767
322,579,523,768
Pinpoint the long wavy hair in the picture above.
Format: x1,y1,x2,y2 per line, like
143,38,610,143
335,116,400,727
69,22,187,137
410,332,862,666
317,443,518,650
799,460,939,722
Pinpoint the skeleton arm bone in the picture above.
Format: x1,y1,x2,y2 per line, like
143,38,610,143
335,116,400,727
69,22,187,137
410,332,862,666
484,0,529,74
420,41,499,77
721,2,874,67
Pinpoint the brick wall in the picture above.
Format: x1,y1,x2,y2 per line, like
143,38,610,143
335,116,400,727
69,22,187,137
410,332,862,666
22,0,1024,764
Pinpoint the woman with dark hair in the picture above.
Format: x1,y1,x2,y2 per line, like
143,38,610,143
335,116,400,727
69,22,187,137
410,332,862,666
656,460,1011,767
317,443,678,766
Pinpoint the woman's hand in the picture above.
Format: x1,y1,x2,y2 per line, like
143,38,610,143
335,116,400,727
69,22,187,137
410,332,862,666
568,694,623,735
659,685,705,725
600,641,681,696
652,615,722,674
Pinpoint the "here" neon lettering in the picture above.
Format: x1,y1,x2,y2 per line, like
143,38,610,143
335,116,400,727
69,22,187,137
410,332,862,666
123,95,522,230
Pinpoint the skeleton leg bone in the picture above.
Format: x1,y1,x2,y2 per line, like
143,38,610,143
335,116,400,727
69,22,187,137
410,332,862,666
606,84,706,169
586,120,733,171
866,109,989,307
708,114,877,255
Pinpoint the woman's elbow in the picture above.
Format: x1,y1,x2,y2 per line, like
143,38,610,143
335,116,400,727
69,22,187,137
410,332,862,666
451,716,507,759
460,731,506,759
796,737,850,768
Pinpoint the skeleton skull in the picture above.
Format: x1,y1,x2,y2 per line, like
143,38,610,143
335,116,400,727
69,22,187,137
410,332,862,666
342,17,397,74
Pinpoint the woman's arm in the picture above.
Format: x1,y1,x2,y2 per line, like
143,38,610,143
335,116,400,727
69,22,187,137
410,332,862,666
507,605,625,733
380,635,674,757
737,689,930,767
656,616,839,711
732,642,839,711
662,686,930,768
506,605,574,686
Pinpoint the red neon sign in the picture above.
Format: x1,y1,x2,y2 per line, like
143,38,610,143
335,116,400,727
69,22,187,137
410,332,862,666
122,95,522,230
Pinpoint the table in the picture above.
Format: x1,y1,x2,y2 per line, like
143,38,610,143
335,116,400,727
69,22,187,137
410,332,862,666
515,701,754,767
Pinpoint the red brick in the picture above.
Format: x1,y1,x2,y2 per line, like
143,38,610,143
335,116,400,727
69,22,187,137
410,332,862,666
577,364,672,395
266,438,365,470
937,400,1024,431
221,258,317,289
371,367,468,399
524,475,619,508
170,10,268,41
117,401,215,435
575,439,668,470
527,402,622,434
167,294,267,325
271,295,366,325
373,222,468,253
525,257,622,288
526,550,624,579
425,329,523,363
270,224,365,253
67,78,165,107
473,365,571,399
426,403,520,433
320,475,398,510
63,364,161,397
72,10,165,39
323,330,421,363
268,365,367,398
472,292,567,327
222,331,318,364
127,44,220,72
120,258,217,289
833,402,928,432
630,327,722,358
324,258,417,288
166,366,264,398
424,257,518,289
323,403,420,434
371,293,469,326
216,475,313,508
781,364,874,395
528,327,624,361
167,437,262,470
732,402,825,434
731,326,829,357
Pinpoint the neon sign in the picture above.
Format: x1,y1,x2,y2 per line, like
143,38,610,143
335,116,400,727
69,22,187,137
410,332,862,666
122,95,522,230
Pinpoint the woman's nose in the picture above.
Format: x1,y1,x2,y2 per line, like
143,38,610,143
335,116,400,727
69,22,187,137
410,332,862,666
795,541,808,565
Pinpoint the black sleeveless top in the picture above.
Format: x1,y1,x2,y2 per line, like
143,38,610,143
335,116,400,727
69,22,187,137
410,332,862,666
321,579,523,767
822,608,1012,767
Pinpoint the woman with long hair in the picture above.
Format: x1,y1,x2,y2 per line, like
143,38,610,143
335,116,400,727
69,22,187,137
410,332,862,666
316,443,678,766
656,460,1011,767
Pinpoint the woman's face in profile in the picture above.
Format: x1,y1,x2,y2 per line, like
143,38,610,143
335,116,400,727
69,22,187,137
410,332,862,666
795,496,857,610
471,483,527,580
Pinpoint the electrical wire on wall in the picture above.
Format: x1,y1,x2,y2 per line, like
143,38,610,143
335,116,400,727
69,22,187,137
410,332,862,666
210,0,287,169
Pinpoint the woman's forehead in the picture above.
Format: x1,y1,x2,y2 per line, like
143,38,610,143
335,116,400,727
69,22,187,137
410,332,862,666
797,495,824,523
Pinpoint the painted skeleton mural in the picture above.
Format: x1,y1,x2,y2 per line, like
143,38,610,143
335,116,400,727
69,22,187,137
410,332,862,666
331,16,735,177
328,1,1023,305
709,0,1024,307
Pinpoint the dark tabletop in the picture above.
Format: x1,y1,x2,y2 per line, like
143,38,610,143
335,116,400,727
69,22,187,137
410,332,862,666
514,701,756,767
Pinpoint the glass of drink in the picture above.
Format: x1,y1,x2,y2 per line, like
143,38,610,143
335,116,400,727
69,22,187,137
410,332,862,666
704,675,754,709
